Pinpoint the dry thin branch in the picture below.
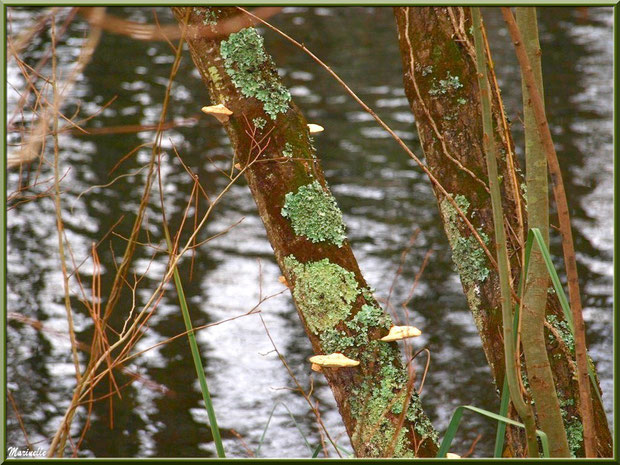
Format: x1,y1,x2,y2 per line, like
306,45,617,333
50,14,82,384
78,6,282,42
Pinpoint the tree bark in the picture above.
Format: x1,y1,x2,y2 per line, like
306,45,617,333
393,6,611,457
172,6,438,458
516,6,571,457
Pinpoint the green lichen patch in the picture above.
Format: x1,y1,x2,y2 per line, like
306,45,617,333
194,7,218,26
565,418,583,457
207,66,225,92
361,287,376,302
349,342,410,457
428,71,463,96
440,194,490,287
406,390,438,444
284,256,359,334
252,117,267,130
520,182,528,208
546,314,575,355
220,28,291,120
320,328,355,354
282,142,294,158
305,132,317,155
346,304,391,337
281,181,347,247
558,395,581,457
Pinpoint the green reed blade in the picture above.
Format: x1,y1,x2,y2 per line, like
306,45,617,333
440,405,550,458
172,267,226,458
256,402,315,457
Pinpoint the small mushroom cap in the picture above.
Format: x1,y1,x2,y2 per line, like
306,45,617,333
380,325,422,342
234,163,242,170
309,352,360,368
278,275,290,287
201,104,233,116
201,104,233,123
446,453,461,459
307,123,324,134
311,363,323,373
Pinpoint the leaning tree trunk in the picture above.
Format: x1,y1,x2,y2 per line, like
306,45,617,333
393,6,611,457
171,7,438,458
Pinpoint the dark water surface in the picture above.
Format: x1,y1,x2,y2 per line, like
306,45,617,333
6,7,613,458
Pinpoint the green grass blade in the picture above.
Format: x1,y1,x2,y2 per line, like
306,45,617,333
256,403,279,457
172,268,226,458
530,228,574,330
256,402,316,457
437,406,464,457
530,228,603,406
493,377,510,457
440,405,549,458
163,225,225,458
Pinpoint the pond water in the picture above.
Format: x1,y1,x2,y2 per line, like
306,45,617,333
6,6,613,458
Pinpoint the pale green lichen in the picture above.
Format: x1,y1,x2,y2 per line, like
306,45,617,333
546,314,575,354
442,111,459,121
220,28,291,120
407,390,438,444
361,287,376,302
566,418,583,457
320,328,355,354
194,7,218,26
346,304,391,336
428,71,463,96
284,256,359,334
558,395,582,457
305,132,317,155
284,255,437,456
282,142,294,158
207,66,225,92
466,285,484,332
520,182,528,208
281,181,347,247
440,194,490,287
253,117,267,130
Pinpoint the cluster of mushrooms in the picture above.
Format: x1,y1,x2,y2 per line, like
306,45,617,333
309,325,422,373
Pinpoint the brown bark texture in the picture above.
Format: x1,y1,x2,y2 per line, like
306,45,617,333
172,6,438,458
393,6,611,457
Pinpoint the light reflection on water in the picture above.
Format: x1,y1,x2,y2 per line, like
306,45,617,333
6,6,613,458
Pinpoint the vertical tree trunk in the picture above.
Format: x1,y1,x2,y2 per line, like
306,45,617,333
393,6,611,457
516,6,570,457
171,7,438,458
